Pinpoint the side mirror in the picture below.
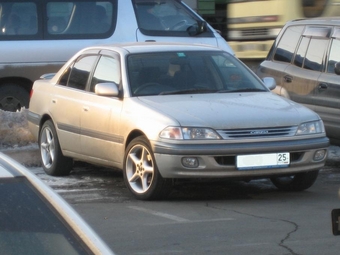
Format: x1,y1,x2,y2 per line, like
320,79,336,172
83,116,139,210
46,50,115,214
187,21,207,36
95,82,119,97
40,73,56,80
262,77,276,90
334,62,340,75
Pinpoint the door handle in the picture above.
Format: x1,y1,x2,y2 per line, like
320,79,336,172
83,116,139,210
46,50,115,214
318,83,328,90
283,75,292,83
83,106,89,112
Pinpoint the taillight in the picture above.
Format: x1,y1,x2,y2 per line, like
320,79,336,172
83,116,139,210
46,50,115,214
29,89,33,98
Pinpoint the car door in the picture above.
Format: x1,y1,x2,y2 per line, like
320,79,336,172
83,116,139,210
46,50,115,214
257,25,305,98
282,36,330,110
315,37,340,140
80,51,124,163
50,54,98,155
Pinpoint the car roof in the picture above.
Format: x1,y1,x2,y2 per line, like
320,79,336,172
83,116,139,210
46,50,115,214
82,42,223,55
287,17,340,26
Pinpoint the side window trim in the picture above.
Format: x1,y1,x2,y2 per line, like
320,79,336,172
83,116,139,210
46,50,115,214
67,54,99,91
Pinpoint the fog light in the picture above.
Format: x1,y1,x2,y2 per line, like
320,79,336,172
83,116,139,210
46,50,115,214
314,150,326,161
182,157,199,168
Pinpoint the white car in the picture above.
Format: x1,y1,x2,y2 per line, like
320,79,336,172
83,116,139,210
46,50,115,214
28,42,329,200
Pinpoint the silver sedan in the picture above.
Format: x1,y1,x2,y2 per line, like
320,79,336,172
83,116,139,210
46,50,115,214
28,43,329,200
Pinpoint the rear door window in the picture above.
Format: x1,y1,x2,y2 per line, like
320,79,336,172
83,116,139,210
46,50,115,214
327,38,340,74
0,2,38,37
303,38,328,72
46,1,117,38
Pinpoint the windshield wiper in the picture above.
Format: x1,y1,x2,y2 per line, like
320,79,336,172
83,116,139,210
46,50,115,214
160,88,218,95
217,88,267,93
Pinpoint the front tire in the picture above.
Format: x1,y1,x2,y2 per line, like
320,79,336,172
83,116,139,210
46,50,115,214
123,136,171,200
270,170,319,191
39,120,73,176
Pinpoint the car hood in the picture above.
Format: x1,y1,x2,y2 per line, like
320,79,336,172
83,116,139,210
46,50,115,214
137,92,319,129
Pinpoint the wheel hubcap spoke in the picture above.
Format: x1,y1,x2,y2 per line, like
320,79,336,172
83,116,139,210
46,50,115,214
126,144,154,194
41,127,55,168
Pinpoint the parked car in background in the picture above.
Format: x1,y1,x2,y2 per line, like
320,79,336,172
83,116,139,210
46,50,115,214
28,42,329,200
0,152,114,255
257,17,340,145
0,0,232,112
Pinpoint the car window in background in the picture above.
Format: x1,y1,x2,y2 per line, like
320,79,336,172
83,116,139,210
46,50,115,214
46,1,116,37
68,55,98,90
327,38,340,73
303,38,328,71
0,2,38,36
90,55,120,92
294,37,309,68
0,1,117,40
133,0,212,36
273,25,304,63
0,179,94,255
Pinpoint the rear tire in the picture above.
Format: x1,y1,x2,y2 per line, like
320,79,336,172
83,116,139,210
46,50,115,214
123,136,171,200
0,83,29,112
39,120,73,176
270,170,319,191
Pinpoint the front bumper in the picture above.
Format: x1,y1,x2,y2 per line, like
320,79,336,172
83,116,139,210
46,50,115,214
152,137,329,178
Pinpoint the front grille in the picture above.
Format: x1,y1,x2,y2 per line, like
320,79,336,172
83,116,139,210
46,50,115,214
242,28,269,37
217,126,297,139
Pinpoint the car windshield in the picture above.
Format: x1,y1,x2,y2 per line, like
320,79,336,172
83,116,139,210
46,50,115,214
133,0,211,36
127,50,267,96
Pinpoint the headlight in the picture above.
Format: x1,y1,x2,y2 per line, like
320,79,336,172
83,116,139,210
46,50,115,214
159,127,221,140
296,120,324,135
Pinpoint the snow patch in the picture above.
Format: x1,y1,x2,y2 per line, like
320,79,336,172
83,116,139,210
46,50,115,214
0,108,36,149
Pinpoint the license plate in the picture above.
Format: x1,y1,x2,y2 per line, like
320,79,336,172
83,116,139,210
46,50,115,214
237,152,290,170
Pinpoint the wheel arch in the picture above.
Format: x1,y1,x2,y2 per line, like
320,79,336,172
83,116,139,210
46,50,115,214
0,77,33,92
125,130,147,150
38,114,54,141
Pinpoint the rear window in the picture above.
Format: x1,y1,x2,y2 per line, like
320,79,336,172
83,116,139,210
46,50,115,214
0,0,117,40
